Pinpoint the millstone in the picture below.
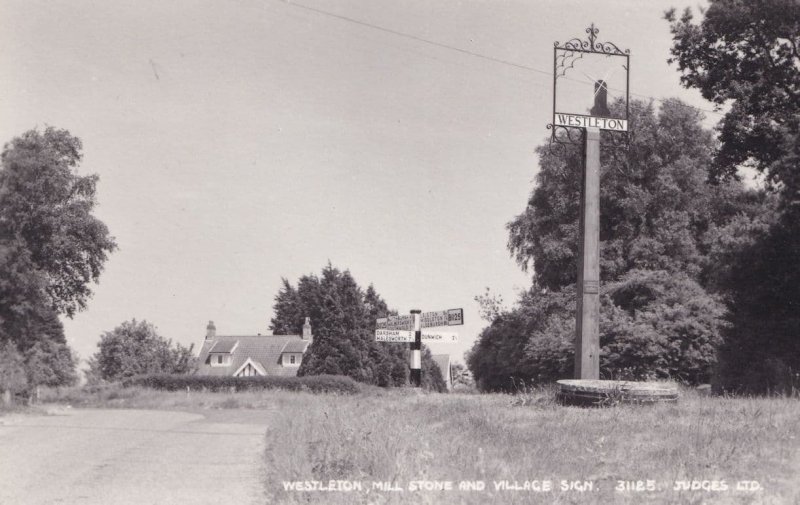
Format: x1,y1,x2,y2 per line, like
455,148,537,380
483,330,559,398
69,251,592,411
556,379,679,406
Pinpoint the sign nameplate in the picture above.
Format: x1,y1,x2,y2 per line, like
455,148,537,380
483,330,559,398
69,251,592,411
554,113,628,132
583,280,599,294
421,331,458,342
375,329,415,342
377,308,463,331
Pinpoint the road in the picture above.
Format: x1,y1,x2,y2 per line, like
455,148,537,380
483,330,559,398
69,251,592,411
0,408,269,505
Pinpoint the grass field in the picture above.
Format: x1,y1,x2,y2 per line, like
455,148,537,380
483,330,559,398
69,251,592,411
39,385,800,504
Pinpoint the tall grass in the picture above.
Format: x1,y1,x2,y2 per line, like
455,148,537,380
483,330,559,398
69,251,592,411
263,388,800,504
35,383,800,504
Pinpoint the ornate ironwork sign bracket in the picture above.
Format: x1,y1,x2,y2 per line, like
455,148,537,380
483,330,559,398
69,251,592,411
558,23,629,56
547,24,630,152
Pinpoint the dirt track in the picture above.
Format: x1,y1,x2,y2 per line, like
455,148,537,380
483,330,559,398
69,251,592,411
0,408,268,505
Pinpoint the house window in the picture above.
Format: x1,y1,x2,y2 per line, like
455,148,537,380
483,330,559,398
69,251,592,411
290,355,296,364
211,354,231,367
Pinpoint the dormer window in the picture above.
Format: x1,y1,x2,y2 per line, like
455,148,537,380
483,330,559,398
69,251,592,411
208,339,238,367
290,355,296,364
210,353,232,366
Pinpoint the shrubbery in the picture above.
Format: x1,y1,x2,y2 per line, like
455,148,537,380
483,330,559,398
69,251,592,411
469,271,727,392
87,319,196,383
122,373,363,394
469,98,766,393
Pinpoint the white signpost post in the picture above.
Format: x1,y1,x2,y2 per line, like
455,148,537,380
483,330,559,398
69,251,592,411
375,308,463,387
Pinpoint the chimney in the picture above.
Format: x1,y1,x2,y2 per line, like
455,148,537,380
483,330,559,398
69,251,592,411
206,321,216,339
302,317,312,341
590,80,611,118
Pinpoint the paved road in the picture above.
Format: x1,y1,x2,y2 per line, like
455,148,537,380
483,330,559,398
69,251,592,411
0,408,268,505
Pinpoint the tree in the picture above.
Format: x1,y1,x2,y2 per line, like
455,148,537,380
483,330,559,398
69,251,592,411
508,99,761,290
0,243,50,350
666,2,800,393
0,341,27,404
271,263,442,388
420,346,447,393
0,243,78,396
0,127,117,317
88,320,197,382
712,216,800,394
0,127,116,395
665,1,800,199
474,287,507,323
469,99,766,391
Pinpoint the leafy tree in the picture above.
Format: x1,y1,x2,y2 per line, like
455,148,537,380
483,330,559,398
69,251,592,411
601,270,726,384
469,99,765,391
474,287,507,323
22,310,78,389
271,263,442,388
88,319,197,382
666,2,800,393
665,1,800,199
364,285,409,386
0,341,27,402
469,272,726,391
713,215,800,394
0,243,50,349
269,279,304,336
0,243,78,396
0,127,116,394
508,99,759,290
24,339,78,401
272,264,407,386
0,127,117,316
421,346,447,393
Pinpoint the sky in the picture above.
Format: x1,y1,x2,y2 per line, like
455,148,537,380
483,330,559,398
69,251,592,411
0,0,716,370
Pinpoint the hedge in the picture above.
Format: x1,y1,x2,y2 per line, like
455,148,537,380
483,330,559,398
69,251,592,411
122,373,362,394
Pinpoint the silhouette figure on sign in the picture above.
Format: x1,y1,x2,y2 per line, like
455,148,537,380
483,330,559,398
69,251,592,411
590,80,611,118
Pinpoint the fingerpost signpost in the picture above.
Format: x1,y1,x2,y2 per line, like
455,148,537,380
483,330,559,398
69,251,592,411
376,308,463,387
548,25,630,380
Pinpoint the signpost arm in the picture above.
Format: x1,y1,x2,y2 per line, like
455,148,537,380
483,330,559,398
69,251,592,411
575,127,601,379
410,309,421,387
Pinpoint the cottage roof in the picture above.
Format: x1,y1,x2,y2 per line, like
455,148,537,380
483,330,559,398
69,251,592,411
282,339,310,353
208,340,238,354
197,335,308,377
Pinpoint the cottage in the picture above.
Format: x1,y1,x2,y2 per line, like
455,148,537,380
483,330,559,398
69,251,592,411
196,318,313,377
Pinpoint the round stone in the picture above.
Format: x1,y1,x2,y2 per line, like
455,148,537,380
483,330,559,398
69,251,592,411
556,379,679,406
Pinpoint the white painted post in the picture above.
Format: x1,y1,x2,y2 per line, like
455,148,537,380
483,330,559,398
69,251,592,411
410,309,421,387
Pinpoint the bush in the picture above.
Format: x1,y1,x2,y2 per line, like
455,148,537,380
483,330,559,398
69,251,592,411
122,373,362,394
88,319,197,383
468,270,727,391
713,214,800,395
0,341,28,398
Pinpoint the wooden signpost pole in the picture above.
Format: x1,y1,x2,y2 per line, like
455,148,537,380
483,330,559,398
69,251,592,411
550,25,630,382
575,126,601,380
